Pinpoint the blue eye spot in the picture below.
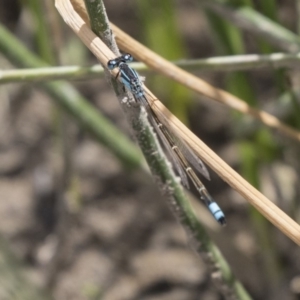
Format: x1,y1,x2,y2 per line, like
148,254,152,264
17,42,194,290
107,60,117,70
123,54,133,62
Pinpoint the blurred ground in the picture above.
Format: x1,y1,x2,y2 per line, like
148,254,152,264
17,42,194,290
0,1,299,300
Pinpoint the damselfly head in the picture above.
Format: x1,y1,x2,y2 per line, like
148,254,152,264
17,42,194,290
122,53,133,62
108,54,133,70
107,59,117,70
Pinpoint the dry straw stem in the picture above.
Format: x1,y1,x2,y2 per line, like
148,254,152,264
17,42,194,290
111,24,300,143
57,0,300,144
55,0,300,246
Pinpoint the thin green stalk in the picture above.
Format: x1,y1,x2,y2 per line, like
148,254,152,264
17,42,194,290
200,0,300,52
135,110,252,300
4,52,300,84
84,0,252,299
0,24,142,169
84,0,119,56
0,65,106,83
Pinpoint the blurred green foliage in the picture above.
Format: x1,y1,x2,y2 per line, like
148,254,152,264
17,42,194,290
135,0,192,123
1,1,300,298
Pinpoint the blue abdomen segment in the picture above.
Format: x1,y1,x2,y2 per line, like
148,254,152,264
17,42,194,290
208,202,226,226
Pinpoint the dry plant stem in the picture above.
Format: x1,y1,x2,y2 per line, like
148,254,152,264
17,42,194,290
69,1,252,299
56,0,300,246
111,24,300,143
132,110,248,300
150,92,300,245
0,24,142,169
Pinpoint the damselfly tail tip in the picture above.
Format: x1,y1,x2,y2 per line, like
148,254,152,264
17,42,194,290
208,202,226,226
218,216,227,226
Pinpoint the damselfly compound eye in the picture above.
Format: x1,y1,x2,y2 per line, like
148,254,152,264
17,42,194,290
123,54,133,62
107,60,117,70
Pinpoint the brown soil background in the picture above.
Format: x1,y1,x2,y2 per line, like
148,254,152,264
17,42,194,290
0,1,299,300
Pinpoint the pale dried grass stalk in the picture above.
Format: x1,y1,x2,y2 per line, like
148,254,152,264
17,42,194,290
55,0,300,245
111,24,300,143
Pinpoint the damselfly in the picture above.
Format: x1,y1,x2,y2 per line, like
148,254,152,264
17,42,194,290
108,54,226,226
